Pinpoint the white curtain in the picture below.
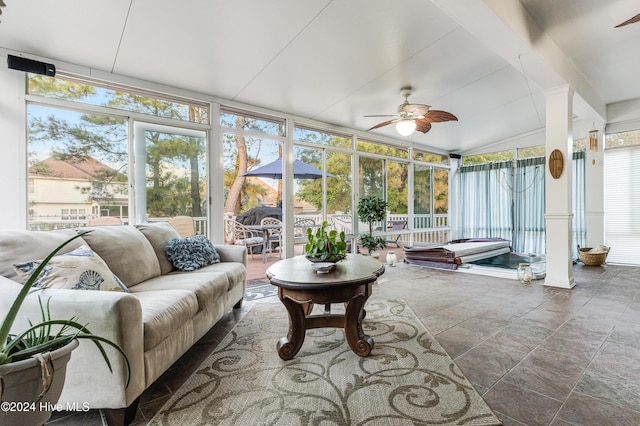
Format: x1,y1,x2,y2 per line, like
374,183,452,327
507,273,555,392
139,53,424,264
459,152,586,255
604,147,640,264
513,157,545,254
572,151,586,258
458,161,512,242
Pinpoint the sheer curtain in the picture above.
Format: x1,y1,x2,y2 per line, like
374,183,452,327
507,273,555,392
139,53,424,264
459,152,586,256
458,161,512,242
572,151,586,258
604,147,640,264
513,157,545,253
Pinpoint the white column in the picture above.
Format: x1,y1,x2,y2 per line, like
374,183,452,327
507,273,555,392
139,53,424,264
585,128,605,247
282,119,295,258
544,85,575,289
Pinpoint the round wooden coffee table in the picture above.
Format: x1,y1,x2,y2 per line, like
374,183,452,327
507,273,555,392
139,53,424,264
266,254,385,360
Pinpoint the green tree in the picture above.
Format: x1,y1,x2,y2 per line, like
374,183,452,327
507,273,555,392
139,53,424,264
463,150,514,166
295,143,352,213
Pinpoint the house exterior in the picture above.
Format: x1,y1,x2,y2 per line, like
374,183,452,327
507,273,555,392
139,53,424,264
28,156,128,229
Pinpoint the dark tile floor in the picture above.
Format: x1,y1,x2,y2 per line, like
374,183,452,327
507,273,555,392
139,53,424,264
47,262,640,425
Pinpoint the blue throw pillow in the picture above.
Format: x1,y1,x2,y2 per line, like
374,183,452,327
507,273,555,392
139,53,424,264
164,235,220,271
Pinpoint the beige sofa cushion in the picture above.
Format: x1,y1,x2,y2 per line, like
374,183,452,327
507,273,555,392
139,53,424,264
131,290,198,351
80,226,161,287
0,229,86,283
128,271,230,312
189,262,246,292
135,222,180,275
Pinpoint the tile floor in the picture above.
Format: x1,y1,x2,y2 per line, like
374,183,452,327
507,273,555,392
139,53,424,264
47,261,640,425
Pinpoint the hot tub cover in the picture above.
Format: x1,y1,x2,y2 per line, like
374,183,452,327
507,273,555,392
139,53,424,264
404,238,511,269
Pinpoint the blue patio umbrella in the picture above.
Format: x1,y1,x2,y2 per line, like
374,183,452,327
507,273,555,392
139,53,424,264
241,158,334,179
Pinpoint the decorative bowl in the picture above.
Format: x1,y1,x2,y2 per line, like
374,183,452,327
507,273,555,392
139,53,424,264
310,262,336,274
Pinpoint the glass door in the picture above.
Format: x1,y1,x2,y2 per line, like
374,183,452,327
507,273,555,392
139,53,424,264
133,122,207,233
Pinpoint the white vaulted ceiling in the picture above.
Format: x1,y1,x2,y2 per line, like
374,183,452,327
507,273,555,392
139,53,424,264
1,0,639,153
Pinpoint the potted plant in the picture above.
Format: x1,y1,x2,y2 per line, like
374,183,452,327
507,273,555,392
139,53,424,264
305,221,348,267
0,232,130,426
356,195,388,256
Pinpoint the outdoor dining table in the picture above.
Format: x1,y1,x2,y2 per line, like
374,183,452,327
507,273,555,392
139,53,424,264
245,223,282,263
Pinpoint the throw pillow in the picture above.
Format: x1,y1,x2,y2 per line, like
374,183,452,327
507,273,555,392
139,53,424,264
13,245,128,292
164,235,220,271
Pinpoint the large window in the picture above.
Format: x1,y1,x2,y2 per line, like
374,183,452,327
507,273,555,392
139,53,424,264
604,130,640,264
27,105,129,230
29,74,209,124
26,74,210,232
134,123,207,222
222,109,284,217
413,165,448,229
294,127,353,240
358,156,384,199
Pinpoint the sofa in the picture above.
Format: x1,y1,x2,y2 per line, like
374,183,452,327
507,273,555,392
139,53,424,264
0,222,247,424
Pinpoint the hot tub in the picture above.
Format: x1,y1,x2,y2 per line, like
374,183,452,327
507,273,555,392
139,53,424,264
458,252,546,280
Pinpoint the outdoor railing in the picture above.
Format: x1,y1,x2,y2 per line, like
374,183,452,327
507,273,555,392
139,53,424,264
29,216,208,235
29,214,449,247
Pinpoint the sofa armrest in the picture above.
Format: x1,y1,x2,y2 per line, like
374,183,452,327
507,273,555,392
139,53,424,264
214,244,247,265
0,278,145,408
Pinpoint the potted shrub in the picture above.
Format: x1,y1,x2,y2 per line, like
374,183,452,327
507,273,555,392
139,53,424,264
356,195,388,256
0,232,130,426
304,221,348,271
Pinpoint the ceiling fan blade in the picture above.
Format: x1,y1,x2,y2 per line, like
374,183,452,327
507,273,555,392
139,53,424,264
363,114,398,118
615,12,640,27
414,119,432,134
402,103,431,116
366,119,397,131
424,110,458,123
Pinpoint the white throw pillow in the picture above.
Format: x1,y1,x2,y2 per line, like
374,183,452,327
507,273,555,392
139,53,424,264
13,245,128,292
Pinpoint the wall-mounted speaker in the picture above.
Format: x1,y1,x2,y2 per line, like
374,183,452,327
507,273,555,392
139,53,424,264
7,55,56,76
449,153,462,159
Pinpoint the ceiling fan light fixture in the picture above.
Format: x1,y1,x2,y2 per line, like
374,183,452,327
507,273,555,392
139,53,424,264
395,119,416,136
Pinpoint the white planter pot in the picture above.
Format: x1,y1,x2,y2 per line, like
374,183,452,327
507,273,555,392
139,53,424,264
0,339,79,426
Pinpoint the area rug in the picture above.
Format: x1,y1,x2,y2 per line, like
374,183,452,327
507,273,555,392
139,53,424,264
244,284,277,301
149,299,501,425
246,279,271,288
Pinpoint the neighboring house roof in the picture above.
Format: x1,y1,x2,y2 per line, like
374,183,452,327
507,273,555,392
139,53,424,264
29,156,118,180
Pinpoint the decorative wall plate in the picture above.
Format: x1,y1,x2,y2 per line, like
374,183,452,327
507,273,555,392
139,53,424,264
549,149,564,179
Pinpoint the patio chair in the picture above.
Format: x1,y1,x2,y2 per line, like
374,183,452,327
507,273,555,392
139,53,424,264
260,217,283,257
293,218,317,239
386,220,407,247
87,216,122,226
229,220,264,260
168,215,195,237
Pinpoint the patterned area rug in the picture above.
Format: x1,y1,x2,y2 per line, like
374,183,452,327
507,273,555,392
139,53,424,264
246,279,271,288
244,284,277,301
149,299,501,425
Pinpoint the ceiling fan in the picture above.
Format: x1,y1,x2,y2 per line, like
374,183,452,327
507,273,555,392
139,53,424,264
365,87,457,136
615,12,640,27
